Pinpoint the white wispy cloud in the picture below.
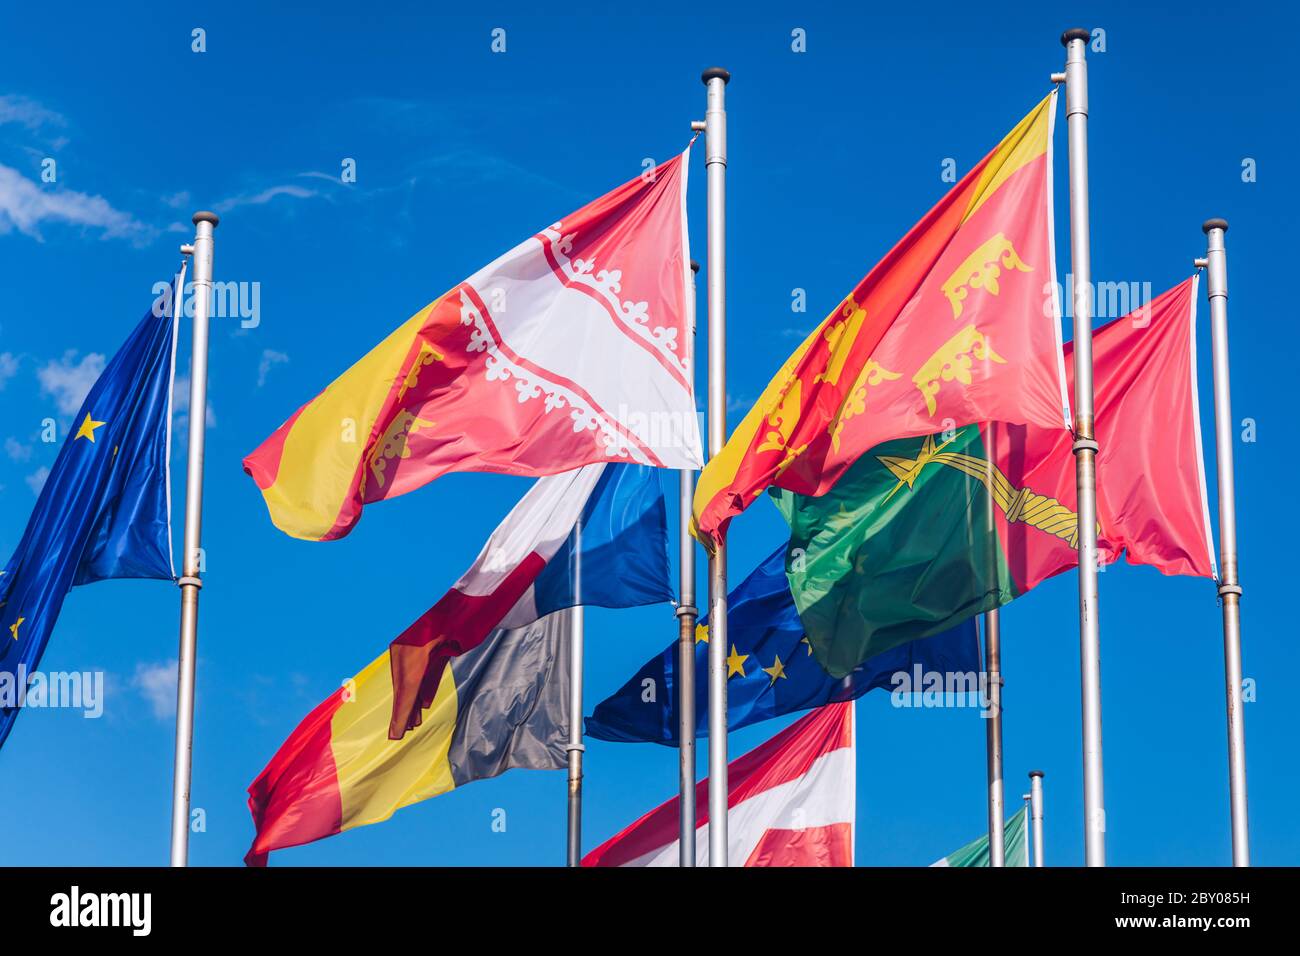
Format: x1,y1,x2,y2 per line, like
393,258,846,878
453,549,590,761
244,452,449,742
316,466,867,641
257,348,289,387
214,184,316,214
131,660,177,719
37,349,104,416
4,437,31,462
0,351,17,389
0,94,66,133
0,163,149,243
25,466,49,495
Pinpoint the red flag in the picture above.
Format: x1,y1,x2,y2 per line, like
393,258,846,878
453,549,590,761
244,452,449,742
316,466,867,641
583,703,854,867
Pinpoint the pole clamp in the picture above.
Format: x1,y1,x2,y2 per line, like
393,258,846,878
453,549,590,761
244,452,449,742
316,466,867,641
177,575,203,590
1217,583,1243,598
675,604,698,619
1072,438,1099,454
564,742,586,754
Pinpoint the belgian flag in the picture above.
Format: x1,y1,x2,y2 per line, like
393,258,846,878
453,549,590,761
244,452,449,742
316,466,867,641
245,611,572,865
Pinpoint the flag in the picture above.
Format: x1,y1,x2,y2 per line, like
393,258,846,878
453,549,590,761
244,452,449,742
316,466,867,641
244,146,702,542
584,702,854,866
387,461,671,738
775,278,1216,677
693,92,1069,546
585,544,978,744
931,806,1029,867
245,610,573,865
0,276,181,749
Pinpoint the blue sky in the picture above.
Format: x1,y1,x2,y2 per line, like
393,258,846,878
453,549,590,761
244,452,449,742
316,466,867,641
1,1,1296,866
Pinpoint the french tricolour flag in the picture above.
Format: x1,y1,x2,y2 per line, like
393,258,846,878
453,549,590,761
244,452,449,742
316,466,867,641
387,462,671,738
583,703,856,867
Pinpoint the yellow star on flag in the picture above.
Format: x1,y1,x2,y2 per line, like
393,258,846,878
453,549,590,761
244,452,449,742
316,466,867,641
76,413,107,443
695,623,709,644
9,616,25,641
726,644,749,678
800,635,813,656
762,653,788,684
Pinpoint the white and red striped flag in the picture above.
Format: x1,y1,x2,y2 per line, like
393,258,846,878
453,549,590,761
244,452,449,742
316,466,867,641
583,703,856,867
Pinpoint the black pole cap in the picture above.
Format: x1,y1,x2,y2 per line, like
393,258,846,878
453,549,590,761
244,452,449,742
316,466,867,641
690,260,700,273
1029,769,1045,778
192,211,220,227
701,67,731,85
1202,217,1229,234
1061,28,1091,45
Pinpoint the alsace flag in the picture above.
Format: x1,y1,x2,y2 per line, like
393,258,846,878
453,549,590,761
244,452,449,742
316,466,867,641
694,92,1069,546
583,703,855,867
245,147,702,542
776,277,1217,676
388,462,671,738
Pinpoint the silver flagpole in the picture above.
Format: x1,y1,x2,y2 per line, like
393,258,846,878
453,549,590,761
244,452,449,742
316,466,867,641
983,610,1005,866
169,210,219,867
1057,27,1107,866
702,65,730,867
1019,790,1029,868
566,519,585,866
1197,218,1250,866
676,260,701,866
1029,770,1045,866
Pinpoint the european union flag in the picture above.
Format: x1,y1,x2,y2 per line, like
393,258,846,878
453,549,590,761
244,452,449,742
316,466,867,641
0,275,182,749
586,544,980,744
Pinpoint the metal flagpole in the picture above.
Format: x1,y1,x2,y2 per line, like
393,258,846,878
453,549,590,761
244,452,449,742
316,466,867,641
169,210,219,867
1029,770,1045,867
983,610,1005,866
1057,27,1107,866
701,65,730,867
1196,218,1250,866
1019,790,1029,868
676,260,701,866
566,519,585,866
982,428,1005,866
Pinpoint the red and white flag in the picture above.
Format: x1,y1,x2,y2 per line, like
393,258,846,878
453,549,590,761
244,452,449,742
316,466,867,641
244,146,702,542
583,703,856,867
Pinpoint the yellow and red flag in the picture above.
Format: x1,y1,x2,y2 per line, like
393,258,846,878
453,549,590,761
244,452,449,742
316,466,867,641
245,147,701,541
693,93,1070,546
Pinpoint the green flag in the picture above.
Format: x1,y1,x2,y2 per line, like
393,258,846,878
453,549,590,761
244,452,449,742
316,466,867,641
771,427,1020,679
932,806,1030,867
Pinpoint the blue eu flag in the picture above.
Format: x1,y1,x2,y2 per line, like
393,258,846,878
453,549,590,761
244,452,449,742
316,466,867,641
0,275,182,749
586,544,980,745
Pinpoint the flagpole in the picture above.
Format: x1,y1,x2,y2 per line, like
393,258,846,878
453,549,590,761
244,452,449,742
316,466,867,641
1197,218,1250,866
983,610,1005,866
676,260,701,866
1029,770,1045,866
169,210,218,867
1058,27,1107,866
701,65,730,867
566,519,585,866
1021,792,1033,864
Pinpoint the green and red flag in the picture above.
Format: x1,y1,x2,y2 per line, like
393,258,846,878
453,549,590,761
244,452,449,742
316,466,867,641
693,92,1070,547
775,278,1216,677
